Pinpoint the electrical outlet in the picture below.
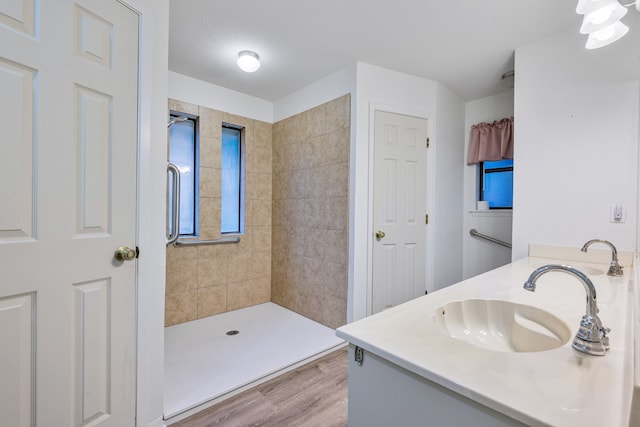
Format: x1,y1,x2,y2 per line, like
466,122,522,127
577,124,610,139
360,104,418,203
610,204,626,223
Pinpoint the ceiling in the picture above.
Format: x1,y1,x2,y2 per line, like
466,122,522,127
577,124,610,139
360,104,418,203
168,1,584,102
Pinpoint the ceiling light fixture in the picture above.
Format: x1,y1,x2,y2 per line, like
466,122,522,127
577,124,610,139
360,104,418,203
237,50,260,73
576,0,638,49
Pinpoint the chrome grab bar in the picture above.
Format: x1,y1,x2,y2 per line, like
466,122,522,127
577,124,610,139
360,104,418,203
166,162,181,245
173,237,240,247
167,161,240,248
469,229,512,249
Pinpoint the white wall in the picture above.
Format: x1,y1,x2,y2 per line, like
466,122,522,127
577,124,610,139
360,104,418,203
273,64,357,122
169,66,358,124
462,91,514,279
512,26,640,260
168,71,273,123
432,83,465,290
132,1,170,426
638,87,640,250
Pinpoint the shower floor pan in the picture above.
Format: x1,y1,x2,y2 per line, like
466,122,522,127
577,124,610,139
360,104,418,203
163,302,345,423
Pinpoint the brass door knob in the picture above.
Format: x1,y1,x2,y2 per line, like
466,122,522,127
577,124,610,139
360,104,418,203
375,230,386,240
114,246,136,261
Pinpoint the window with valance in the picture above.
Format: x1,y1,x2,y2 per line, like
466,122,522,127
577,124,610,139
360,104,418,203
468,117,514,209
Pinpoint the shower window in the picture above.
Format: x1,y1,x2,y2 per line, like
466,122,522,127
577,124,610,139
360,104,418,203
221,124,244,234
169,115,197,236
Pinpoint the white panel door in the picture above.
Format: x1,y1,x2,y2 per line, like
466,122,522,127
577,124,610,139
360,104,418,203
0,1,139,426
372,111,428,314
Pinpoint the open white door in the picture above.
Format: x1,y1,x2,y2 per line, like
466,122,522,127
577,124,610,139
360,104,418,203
0,1,139,425
372,111,428,314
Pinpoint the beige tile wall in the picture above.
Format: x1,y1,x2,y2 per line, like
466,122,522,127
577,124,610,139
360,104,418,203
165,99,272,327
271,94,351,329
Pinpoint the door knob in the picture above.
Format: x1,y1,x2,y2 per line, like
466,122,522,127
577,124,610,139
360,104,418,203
114,246,136,261
375,230,386,240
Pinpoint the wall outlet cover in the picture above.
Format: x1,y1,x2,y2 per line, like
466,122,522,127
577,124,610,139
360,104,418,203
609,204,626,223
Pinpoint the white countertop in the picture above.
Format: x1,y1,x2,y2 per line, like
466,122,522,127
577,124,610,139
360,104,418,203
337,255,635,426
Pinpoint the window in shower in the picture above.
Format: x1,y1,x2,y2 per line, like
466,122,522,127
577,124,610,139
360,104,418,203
221,124,244,234
168,114,198,236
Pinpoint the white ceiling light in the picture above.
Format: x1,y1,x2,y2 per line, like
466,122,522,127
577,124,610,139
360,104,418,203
237,50,260,73
576,0,638,48
580,1,627,33
585,20,630,48
577,0,619,14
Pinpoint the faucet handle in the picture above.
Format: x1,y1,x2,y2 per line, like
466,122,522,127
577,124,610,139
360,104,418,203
577,316,597,339
576,316,610,343
573,319,610,356
608,263,624,277
601,328,611,350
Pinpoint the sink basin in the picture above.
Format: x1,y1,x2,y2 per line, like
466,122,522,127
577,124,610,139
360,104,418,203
434,299,571,353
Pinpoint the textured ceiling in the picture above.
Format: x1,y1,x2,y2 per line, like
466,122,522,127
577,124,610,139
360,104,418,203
168,1,598,102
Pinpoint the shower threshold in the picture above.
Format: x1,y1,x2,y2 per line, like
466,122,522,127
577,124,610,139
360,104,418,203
163,302,345,424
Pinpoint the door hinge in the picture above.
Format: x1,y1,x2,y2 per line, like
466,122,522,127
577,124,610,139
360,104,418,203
355,346,364,366
425,214,429,225
426,137,430,148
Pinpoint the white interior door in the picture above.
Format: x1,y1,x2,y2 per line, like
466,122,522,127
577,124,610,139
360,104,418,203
372,111,428,314
0,1,139,425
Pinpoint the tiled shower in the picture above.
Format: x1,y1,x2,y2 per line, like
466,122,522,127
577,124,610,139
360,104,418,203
164,95,350,329
164,99,273,326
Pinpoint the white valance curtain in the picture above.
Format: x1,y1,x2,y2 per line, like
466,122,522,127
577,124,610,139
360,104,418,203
467,117,514,165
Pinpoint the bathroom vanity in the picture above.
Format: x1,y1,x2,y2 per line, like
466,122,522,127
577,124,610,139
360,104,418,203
336,245,637,426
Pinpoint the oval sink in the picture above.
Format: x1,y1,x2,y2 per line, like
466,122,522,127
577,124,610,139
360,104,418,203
434,299,571,353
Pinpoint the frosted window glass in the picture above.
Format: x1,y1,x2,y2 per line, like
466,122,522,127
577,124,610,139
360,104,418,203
169,118,196,235
221,126,241,233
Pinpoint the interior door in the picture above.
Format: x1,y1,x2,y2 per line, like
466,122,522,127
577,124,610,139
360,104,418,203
372,111,428,314
0,1,139,425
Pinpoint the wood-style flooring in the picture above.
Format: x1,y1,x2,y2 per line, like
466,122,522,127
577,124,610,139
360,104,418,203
172,347,349,427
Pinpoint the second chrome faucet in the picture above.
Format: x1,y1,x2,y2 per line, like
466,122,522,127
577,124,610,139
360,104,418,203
581,239,624,277
523,264,610,356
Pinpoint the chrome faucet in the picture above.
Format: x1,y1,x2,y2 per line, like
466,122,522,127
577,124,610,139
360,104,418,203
523,264,610,356
581,239,623,276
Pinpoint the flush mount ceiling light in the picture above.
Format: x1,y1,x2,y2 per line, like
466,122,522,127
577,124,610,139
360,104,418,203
237,50,260,73
576,0,639,48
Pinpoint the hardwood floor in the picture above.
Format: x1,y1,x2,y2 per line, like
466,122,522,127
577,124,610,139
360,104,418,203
172,347,349,427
